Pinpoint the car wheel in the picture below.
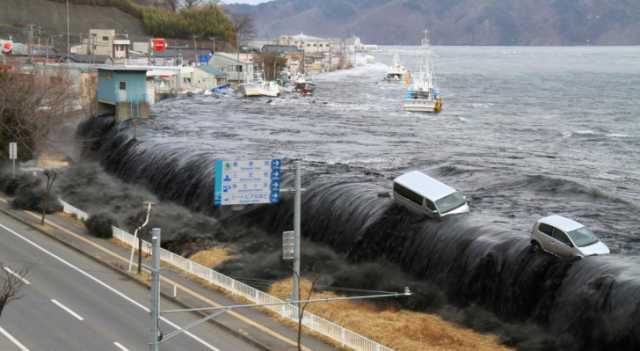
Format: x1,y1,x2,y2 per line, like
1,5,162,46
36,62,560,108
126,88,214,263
530,241,541,253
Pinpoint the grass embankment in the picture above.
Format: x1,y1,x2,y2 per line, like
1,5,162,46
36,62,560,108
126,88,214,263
270,279,512,351
189,247,235,267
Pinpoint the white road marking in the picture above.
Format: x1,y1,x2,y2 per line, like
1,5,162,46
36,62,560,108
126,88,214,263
0,222,221,351
51,299,84,321
0,325,30,351
113,342,130,351
2,267,30,285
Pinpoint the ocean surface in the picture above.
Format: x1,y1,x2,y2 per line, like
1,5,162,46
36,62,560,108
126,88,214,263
142,46,640,255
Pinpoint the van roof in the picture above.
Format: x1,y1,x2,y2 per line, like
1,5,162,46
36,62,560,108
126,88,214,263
538,215,584,232
394,171,457,201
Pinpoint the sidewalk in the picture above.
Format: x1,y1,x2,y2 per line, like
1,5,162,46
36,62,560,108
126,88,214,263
0,197,338,351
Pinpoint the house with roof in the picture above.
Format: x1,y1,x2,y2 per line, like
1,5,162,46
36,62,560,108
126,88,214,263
96,66,151,121
191,65,226,90
209,52,254,85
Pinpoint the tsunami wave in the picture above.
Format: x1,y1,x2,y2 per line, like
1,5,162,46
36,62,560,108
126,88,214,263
78,116,640,350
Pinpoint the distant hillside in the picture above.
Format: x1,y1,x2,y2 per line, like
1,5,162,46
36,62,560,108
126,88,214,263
0,0,146,44
225,0,640,45
0,0,235,48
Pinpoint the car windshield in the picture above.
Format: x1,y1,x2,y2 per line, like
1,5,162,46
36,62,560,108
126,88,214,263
435,192,466,214
567,227,599,247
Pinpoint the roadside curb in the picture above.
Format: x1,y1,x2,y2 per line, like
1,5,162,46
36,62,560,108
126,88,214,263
0,205,273,351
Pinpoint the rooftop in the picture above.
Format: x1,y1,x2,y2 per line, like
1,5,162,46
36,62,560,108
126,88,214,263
394,171,458,201
538,215,584,232
97,65,148,72
196,65,226,78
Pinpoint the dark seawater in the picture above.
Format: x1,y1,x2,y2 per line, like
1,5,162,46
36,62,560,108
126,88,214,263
144,46,640,254
79,46,640,349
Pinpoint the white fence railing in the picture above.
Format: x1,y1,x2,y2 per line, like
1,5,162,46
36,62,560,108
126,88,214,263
110,226,393,351
58,199,90,221
57,199,392,351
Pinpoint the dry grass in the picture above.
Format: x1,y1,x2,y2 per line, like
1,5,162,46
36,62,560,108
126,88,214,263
189,247,235,268
270,279,512,351
58,212,86,228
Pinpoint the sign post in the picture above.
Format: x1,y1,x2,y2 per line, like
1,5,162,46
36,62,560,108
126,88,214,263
9,142,17,178
150,228,161,351
292,161,301,305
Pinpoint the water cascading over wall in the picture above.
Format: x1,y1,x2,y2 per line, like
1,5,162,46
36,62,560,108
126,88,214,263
80,116,640,350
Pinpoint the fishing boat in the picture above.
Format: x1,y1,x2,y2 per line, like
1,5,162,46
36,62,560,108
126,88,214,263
403,30,443,113
292,74,316,96
240,71,281,97
384,53,409,82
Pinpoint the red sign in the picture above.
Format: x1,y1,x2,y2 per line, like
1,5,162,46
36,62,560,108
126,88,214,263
151,38,167,53
1,41,12,54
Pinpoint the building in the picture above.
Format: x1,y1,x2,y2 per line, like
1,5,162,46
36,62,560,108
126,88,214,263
112,36,131,60
96,66,150,121
191,65,226,90
89,29,116,57
209,52,254,84
277,33,336,54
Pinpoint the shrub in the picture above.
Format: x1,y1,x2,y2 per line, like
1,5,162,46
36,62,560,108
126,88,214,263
11,187,62,214
85,213,117,239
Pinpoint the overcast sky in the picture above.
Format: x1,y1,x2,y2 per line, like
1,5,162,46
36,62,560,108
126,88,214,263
220,0,272,4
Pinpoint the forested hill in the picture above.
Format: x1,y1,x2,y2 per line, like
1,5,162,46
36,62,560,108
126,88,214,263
225,0,640,45
1,0,235,46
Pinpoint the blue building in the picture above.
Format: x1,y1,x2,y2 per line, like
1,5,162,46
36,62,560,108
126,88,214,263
97,66,150,121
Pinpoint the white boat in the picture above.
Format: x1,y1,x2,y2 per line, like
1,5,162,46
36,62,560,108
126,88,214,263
403,30,443,113
291,73,316,96
384,54,409,81
240,71,281,97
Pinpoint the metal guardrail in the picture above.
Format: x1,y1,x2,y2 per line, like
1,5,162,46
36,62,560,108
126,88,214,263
58,198,393,351
110,226,392,351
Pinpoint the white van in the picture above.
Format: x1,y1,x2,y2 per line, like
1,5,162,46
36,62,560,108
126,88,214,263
393,171,470,218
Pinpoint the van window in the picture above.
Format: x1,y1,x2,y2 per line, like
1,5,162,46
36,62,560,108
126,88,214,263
552,229,573,247
424,199,436,211
538,223,554,236
394,183,422,206
435,192,466,214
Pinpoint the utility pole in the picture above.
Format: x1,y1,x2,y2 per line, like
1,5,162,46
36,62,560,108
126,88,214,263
292,161,302,304
66,0,70,62
128,202,153,273
28,24,34,63
150,228,161,351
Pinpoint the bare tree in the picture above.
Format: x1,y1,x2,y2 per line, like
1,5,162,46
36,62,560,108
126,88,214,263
40,169,58,225
231,14,256,47
166,0,181,12
183,0,202,9
0,68,74,161
0,265,28,319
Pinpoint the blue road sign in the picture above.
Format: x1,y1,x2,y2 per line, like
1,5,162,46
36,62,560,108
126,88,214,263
214,160,282,206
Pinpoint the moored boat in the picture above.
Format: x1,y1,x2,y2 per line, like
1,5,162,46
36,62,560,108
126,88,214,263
403,30,443,113
292,74,316,96
384,53,409,82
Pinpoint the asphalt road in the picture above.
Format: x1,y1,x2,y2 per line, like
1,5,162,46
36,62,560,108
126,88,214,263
0,213,264,351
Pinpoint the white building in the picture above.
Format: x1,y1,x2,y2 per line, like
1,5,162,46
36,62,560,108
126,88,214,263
209,52,254,84
277,33,336,54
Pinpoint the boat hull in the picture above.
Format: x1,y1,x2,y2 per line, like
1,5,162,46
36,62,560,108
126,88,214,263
241,83,281,97
404,98,443,113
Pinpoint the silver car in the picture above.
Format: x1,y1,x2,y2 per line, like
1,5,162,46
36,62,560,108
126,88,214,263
530,215,610,257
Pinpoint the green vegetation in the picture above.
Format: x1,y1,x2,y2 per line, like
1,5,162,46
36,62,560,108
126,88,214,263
144,5,235,42
49,0,236,42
